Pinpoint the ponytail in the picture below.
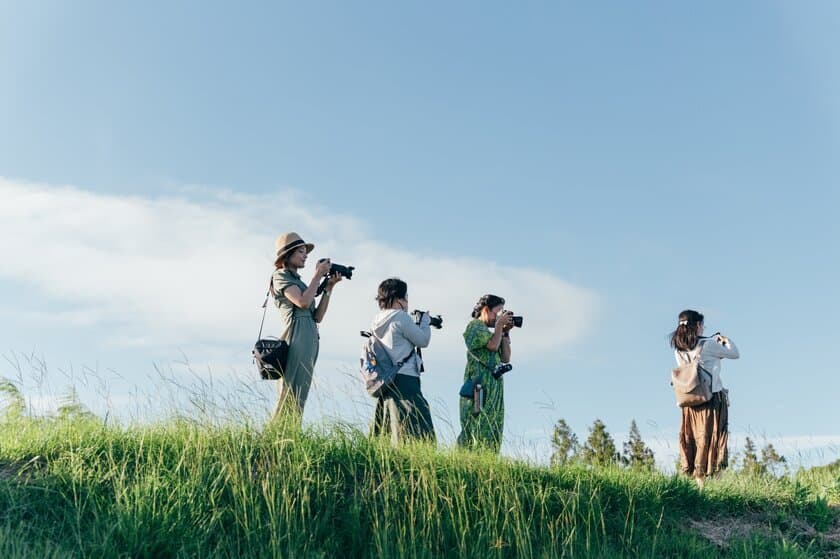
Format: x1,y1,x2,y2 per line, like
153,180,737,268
670,309,704,351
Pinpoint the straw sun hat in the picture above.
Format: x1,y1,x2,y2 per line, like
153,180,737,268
274,232,314,266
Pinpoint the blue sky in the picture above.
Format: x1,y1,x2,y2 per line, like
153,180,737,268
2,1,839,468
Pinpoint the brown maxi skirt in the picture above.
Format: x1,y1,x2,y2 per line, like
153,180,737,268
679,390,729,478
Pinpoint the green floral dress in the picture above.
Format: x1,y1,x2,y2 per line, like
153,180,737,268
457,319,505,453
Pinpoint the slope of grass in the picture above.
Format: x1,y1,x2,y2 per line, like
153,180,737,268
0,414,837,558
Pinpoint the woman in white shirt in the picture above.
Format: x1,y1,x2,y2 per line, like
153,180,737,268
671,309,740,488
369,278,436,445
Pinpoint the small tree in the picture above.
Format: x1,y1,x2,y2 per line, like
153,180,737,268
0,378,26,420
621,420,656,471
760,443,787,477
740,436,763,476
550,418,579,466
581,419,619,467
56,388,94,421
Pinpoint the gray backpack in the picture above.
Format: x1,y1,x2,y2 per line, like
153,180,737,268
359,331,414,398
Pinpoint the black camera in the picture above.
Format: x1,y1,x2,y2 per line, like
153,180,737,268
316,260,354,295
496,311,523,328
492,363,513,380
329,263,354,279
319,260,354,280
412,310,443,329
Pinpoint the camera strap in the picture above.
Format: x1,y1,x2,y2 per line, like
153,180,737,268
466,349,495,384
257,277,273,341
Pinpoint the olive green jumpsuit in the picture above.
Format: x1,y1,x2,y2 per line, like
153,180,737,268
271,268,319,423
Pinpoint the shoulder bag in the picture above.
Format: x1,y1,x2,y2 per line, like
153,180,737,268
670,343,713,407
252,277,289,380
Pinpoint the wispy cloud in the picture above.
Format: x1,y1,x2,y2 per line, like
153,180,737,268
0,177,601,442
2,180,838,468
0,177,599,362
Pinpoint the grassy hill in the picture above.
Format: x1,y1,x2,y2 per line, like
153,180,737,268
0,413,838,558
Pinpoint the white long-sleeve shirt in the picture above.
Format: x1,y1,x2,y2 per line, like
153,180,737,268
675,336,740,393
371,309,431,377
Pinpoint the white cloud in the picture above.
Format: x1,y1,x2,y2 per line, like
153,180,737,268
0,177,599,362
0,177,601,451
2,181,838,469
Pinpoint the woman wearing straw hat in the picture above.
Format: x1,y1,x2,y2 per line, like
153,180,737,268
270,232,342,423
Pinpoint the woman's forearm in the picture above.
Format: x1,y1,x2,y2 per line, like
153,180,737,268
500,335,511,362
486,328,504,352
284,277,321,310
314,291,331,323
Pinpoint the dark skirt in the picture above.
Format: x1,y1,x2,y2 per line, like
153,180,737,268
679,390,729,478
370,374,436,445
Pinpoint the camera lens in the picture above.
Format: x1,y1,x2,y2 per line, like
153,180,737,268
412,310,443,329
330,263,354,279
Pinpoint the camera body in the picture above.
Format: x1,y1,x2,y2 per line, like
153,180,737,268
318,260,354,280
412,309,443,329
496,311,523,328
492,363,513,380
315,261,354,295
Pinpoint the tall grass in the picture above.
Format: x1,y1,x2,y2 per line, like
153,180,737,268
1,411,837,558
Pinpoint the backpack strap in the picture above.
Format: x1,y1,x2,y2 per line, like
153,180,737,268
395,347,416,368
679,340,704,363
362,330,415,368
694,340,714,380
694,340,708,364
681,341,713,384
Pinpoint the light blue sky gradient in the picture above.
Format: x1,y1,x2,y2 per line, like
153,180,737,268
2,1,839,466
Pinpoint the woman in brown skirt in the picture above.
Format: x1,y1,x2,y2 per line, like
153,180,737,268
671,310,740,488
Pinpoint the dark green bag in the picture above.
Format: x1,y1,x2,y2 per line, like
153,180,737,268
459,378,474,399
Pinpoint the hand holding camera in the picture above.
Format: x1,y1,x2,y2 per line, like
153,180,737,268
315,259,354,296
412,309,443,329
494,310,523,331
314,258,332,279
495,310,514,331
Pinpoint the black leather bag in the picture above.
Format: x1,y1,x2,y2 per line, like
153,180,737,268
253,279,289,380
253,337,288,380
